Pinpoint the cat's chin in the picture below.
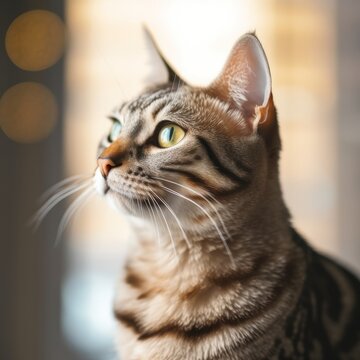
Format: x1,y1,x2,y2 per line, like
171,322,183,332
93,169,147,217
94,168,109,195
106,190,159,227
106,189,132,213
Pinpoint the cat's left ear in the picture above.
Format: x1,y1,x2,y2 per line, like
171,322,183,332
142,26,186,87
209,33,272,130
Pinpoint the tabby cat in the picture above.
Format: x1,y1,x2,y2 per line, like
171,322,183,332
94,32,360,359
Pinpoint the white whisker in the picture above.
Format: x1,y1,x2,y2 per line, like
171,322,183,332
158,183,235,266
30,180,93,229
148,192,179,261
144,196,161,246
138,197,145,218
40,175,91,202
55,187,95,246
149,189,191,249
154,176,232,240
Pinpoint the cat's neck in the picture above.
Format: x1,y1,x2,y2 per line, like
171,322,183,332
117,180,306,359
132,180,293,276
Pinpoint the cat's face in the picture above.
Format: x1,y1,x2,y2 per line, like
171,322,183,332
94,33,280,231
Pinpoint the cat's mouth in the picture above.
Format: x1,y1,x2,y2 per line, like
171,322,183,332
94,167,164,211
107,185,151,202
107,188,151,211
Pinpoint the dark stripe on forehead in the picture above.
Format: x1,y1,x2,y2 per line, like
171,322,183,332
151,100,168,119
117,102,127,114
197,136,251,186
127,98,143,112
127,88,172,113
141,89,171,110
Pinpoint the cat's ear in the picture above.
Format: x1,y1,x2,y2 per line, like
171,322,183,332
142,26,186,86
209,33,272,129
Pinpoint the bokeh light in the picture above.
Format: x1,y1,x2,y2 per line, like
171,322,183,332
5,10,65,71
0,82,58,143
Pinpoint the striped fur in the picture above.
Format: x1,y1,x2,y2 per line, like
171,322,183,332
94,33,360,359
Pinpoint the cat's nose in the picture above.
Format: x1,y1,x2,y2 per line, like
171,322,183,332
97,139,129,177
98,157,121,177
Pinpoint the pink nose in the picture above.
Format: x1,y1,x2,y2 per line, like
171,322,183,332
97,139,129,177
97,157,117,177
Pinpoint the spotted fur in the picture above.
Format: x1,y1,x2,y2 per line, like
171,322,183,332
94,33,360,359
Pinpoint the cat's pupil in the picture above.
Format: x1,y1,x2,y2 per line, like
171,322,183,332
163,126,174,142
158,124,185,148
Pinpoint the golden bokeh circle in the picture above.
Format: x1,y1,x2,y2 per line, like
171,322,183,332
5,10,65,71
0,82,58,143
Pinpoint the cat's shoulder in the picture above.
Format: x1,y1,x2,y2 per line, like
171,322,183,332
292,227,360,291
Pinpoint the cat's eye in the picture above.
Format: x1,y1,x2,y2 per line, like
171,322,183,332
158,124,185,148
108,119,122,142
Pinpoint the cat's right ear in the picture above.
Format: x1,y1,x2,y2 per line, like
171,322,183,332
208,33,273,131
142,26,186,87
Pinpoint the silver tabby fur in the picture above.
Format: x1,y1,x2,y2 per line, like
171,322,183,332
94,32,360,359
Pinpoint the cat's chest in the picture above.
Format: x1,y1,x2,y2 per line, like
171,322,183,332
113,261,303,360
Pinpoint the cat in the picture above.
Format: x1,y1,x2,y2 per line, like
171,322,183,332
94,31,360,360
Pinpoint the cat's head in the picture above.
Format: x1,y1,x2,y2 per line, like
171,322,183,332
94,32,281,233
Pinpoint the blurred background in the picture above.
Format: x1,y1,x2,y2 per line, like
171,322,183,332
1,0,359,359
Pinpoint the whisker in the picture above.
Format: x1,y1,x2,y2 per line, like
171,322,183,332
154,176,232,241
144,196,161,246
138,197,145,219
36,180,92,219
30,180,93,229
149,189,191,250
124,196,137,217
128,197,135,210
149,195,166,247
148,192,179,261
158,183,235,266
40,175,91,202
55,187,95,246
154,176,225,210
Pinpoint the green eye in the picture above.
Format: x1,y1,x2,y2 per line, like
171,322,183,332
158,124,185,148
108,120,122,142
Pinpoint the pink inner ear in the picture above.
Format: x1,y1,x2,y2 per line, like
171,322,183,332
209,33,271,119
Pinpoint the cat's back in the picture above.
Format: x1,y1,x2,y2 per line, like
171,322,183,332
279,232,360,360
